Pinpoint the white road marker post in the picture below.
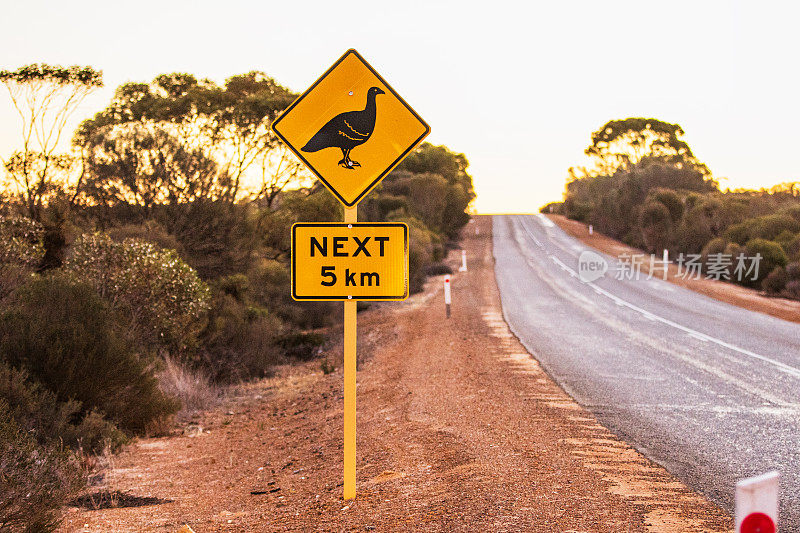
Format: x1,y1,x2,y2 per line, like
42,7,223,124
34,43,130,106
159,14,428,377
444,274,452,318
459,250,467,272
588,224,593,235
736,471,779,533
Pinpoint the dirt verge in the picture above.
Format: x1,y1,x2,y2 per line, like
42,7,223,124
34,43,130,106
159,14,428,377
60,216,733,532
547,213,800,324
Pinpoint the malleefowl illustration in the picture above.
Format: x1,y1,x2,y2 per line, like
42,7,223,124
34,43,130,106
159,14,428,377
301,86,385,169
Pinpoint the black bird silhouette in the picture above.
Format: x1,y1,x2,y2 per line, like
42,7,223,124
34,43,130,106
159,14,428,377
301,86,385,169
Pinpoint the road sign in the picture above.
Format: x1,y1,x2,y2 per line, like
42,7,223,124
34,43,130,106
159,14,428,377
272,49,430,207
291,222,408,301
736,471,779,533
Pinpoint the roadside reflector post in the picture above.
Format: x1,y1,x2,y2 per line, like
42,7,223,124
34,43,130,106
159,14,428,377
444,274,452,318
736,471,779,533
589,224,593,235
459,249,467,272
343,207,357,501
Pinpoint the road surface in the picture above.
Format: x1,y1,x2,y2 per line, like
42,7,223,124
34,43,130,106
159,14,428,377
493,214,800,530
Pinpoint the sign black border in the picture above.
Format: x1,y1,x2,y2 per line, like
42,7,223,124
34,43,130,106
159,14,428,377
272,49,431,207
291,222,409,301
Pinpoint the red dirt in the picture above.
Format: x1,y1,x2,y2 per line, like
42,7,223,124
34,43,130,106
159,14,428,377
547,214,800,324
60,216,733,532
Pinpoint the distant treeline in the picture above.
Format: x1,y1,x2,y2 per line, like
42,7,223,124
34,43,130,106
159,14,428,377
0,64,473,530
544,118,800,298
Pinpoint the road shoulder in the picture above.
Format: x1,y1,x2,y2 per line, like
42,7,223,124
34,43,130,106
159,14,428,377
60,216,732,532
547,213,800,324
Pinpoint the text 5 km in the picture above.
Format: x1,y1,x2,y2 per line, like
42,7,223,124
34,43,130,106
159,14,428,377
320,266,380,287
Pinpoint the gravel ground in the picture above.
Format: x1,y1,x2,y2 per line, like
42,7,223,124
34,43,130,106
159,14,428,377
60,216,732,532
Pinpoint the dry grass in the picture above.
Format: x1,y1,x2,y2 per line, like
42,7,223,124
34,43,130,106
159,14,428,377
158,357,219,422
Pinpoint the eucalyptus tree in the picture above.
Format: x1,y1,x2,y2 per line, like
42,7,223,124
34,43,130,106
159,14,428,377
0,64,102,219
75,71,298,207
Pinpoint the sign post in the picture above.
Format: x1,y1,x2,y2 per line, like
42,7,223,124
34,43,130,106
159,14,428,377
343,206,357,500
272,49,429,500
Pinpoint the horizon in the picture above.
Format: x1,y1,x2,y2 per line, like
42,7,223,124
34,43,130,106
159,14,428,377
1,0,798,213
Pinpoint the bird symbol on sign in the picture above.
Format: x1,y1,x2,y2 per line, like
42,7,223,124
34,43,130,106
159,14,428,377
301,86,384,169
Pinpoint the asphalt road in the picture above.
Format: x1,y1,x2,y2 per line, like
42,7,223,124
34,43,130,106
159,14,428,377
492,214,800,530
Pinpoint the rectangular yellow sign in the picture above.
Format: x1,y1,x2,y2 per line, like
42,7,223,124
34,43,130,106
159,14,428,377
291,223,408,301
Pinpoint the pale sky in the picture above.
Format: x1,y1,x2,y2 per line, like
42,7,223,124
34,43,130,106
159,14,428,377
1,0,798,213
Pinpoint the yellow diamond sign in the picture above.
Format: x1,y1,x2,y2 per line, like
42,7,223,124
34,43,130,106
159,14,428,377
292,223,408,301
272,49,430,207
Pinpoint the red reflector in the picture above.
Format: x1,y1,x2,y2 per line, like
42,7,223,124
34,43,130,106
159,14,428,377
741,512,775,533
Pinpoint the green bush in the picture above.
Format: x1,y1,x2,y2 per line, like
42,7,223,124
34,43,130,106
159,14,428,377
274,332,325,361
0,276,179,434
0,216,44,267
247,260,338,329
0,363,125,454
197,292,283,382
64,233,210,351
649,188,684,222
781,204,800,222
784,280,800,299
0,400,84,533
425,262,453,276
786,262,800,281
762,267,788,294
106,220,183,253
746,239,788,284
539,202,564,214
726,214,800,245
158,201,260,280
0,217,44,303
638,201,673,253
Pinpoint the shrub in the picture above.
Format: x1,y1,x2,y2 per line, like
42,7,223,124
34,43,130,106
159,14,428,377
197,292,283,382
649,188,684,222
0,216,44,303
726,214,800,244
158,201,260,280
0,400,84,533
106,220,182,253
274,332,325,361
158,357,218,419
247,260,337,329
786,262,800,281
539,202,564,214
784,280,800,299
762,267,788,294
0,215,44,266
0,276,179,434
788,234,800,261
638,201,673,253
0,363,125,454
746,239,788,284
64,233,210,351
781,204,800,222
425,262,453,276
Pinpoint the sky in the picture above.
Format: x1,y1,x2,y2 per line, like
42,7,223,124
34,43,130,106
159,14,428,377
1,0,798,213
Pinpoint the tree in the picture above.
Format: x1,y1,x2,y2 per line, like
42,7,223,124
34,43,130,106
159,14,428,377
0,64,102,219
75,71,297,205
254,143,311,208
78,122,222,214
584,118,709,177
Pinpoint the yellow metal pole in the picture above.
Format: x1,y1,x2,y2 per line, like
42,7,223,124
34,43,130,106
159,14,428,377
343,206,357,500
